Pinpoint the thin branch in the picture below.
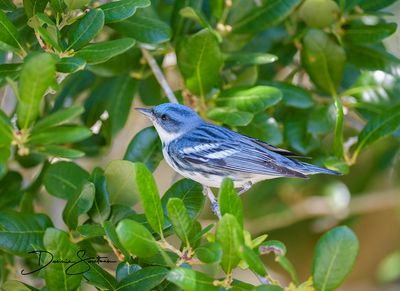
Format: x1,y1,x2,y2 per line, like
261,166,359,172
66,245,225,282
140,47,178,104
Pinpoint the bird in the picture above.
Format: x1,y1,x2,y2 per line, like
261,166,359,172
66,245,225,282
136,103,341,217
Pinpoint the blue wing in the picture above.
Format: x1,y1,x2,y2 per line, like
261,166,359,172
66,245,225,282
171,123,308,178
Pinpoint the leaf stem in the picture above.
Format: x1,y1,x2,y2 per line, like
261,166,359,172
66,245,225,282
140,47,178,104
331,90,344,159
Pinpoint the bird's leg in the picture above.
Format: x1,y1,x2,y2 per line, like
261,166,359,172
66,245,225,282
237,181,253,195
202,186,221,219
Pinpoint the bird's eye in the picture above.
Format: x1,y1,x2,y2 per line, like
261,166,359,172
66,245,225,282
161,114,168,121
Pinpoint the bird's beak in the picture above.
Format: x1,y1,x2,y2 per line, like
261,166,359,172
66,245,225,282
135,107,153,119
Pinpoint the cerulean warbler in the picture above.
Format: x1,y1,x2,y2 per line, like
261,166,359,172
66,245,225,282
136,103,340,216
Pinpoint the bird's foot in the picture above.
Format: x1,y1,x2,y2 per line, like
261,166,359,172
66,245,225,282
203,186,221,219
237,181,253,195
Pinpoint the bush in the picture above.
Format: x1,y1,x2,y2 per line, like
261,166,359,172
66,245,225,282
0,0,399,290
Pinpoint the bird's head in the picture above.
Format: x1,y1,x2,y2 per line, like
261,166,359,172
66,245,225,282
135,103,203,143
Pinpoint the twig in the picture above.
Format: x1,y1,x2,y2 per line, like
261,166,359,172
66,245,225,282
140,47,178,104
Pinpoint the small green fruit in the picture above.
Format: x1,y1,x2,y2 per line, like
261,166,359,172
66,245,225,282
299,0,340,28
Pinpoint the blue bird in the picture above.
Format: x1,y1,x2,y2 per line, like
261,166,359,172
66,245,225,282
136,103,340,217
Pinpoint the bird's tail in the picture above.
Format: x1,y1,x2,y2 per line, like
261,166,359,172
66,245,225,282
298,162,342,176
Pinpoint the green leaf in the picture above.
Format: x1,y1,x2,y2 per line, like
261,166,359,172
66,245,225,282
161,179,205,219
104,221,130,259
104,160,139,205
359,0,397,11
134,162,165,234
62,181,95,229
76,38,136,65
224,52,278,65
32,105,84,132
49,0,65,13
259,240,287,256
166,198,193,246
347,44,400,70
116,219,160,258
312,226,359,291
216,86,282,113
0,0,16,11
240,113,283,146
42,228,83,290
56,57,86,73
44,161,89,199
0,110,13,163
301,29,346,94
117,266,168,291
216,214,244,274
307,105,335,134
100,0,150,23
17,53,56,129
344,22,397,44
195,242,222,264
276,255,299,284
105,74,137,136
177,29,223,97
0,63,21,87
77,223,105,238
83,264,117,290
124,127,163,172
240,245,266,276
29,125,92,145
167,268,218,291
260,81,313,109
207,107,253,127
354,105,400,159
116,262,141,281
64,0,89,10
0,10,22,52
1,280,38,291
67,9,105,50
109,11,171,44
218,178,243,228
0,210,52,255
35,145,85,158
233,0,302,33
88,168,111,224
23,0,48,18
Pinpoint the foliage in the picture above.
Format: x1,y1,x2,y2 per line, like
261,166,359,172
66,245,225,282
0,0,399,290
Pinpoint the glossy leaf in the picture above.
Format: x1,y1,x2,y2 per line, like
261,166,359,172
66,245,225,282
260,81,313,109
42,228,83,290
134,162,165,234
83,264,117,290
301,29,346,94
76,38,136,65
62,181,95,229
312,226,359,291
23,0,48,18
307,105,335,134
166,198,193,246
0,110,13,163
216,214,244,274
0,0,16,10
344,22,397,44
67,9,105,50
347,44,399,70
17,53,56,129
195,242,222,264
35,145,85,158
224,52,278,65
0,210,52,255
240,245,266,276
179,7,221,42
233,0,302,33
64,0,89,10
359,0,398,11
77,223,105,238
43,161,89,199
354,104,400,158
104,160,139,205
100,0,150,23
207,107,253,127
241,113,283,146
29,126,92,145
0,63,21,86
88,168,111,223
216,86,282,113
177,29,223,97
167,268,218,291
49,0,65,13
161,179,205,219
109,11,171,44
117,266,168,291
32,105,84,132
0,10,22,52
116,218,159,258
218,178,243,227
56,57,86,73
104,221,130,259
124,127,163,172
116,262,141,281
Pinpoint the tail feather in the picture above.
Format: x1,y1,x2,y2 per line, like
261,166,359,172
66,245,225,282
298,162,342,176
